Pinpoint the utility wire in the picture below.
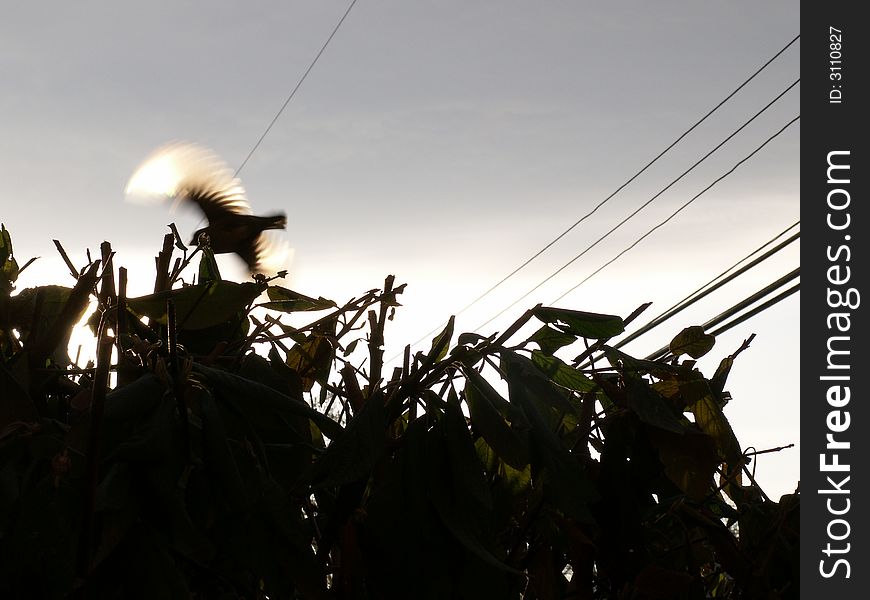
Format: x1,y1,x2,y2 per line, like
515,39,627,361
234,0,359,177
700,267,799,333
644,268,800,361
575,221,799,370
478,98,800,331
706,283,800,338
547,115,800,307
611,222,799,352
397,34,800,355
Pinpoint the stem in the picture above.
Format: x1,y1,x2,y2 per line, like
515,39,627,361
78,314,114,582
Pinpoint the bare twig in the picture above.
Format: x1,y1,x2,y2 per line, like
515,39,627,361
493,304,542,347
573,302,653,366
52,239,80,280
154,233,175,293
744,443,794,457
367,275,395,392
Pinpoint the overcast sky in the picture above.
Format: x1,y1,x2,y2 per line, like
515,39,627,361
1,1,800,497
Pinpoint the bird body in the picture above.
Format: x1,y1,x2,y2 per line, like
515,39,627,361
125,142,290,274
191,212,287,269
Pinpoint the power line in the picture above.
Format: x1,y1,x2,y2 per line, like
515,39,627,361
701,267,800,333
611,222,799,352
706,283,799,338
574,221,799,369
234,0,360,177
478,92,800,330
644,268,800,361
548,115,800,307
397,34,800,355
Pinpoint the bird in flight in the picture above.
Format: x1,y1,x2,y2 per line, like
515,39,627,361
125,142,289,274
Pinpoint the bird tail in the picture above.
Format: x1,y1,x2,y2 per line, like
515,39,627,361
258,213,287,231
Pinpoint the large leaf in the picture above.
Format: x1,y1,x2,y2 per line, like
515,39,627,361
427,407,520,576
533,306,624,339
646,427,719,501
624,374,686,434
127,281,261,330
710,355,734,396
527,324,576,355
260,285,337,312
8,285,86,364
428,315,455,362
259,478,329,599
443,398,494,512
197,246,221,282
191,363,342,440
603,345,680,378
195,384,249,512
500,350,597,522
531,350,597,393
669,325,716,359
463,367,529,470
500,351,576,416
0,224,18,287
285,328,335,393
304,393,385,488
687,382,743,476
0,358,37,427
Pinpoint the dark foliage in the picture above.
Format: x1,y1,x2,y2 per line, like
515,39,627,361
0,224,798,599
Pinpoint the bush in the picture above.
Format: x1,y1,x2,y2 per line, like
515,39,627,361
0,225,798,599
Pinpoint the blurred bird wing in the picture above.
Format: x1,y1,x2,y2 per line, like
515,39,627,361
248,232,294,276
124,141,252,220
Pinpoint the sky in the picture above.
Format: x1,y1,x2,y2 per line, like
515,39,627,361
1,1,800,498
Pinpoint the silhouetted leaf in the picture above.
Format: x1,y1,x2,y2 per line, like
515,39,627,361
8,286,73,334
501,350,597,522
710,356,734,396
192,363,342,440
688,384,743,470
285,330,335,392
197,246,221,282
533,306,624,339
457,331,492,346
527,324,576,355
428,410,520,576
647,427,719,501
531,350,597,392
167,223,188,251
624,375,686,434
0,224,19,287
0,358,36,428
261,285,337,312
305,394,385,488
127,281,261,330
429,316,455,362
463,367,529,470
500,351,576,416
669,325,715,359
603,345,680,378
195,384,249,512
444,397,493,511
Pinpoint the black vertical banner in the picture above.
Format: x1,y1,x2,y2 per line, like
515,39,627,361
802,2,869,597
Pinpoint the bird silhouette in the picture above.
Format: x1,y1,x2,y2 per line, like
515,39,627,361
125,142,288,274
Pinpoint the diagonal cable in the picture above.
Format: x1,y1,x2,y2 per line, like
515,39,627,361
611,222,799,351
478,93,800,330
234,0,359,177
398,35,800,354
546,116,800,308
